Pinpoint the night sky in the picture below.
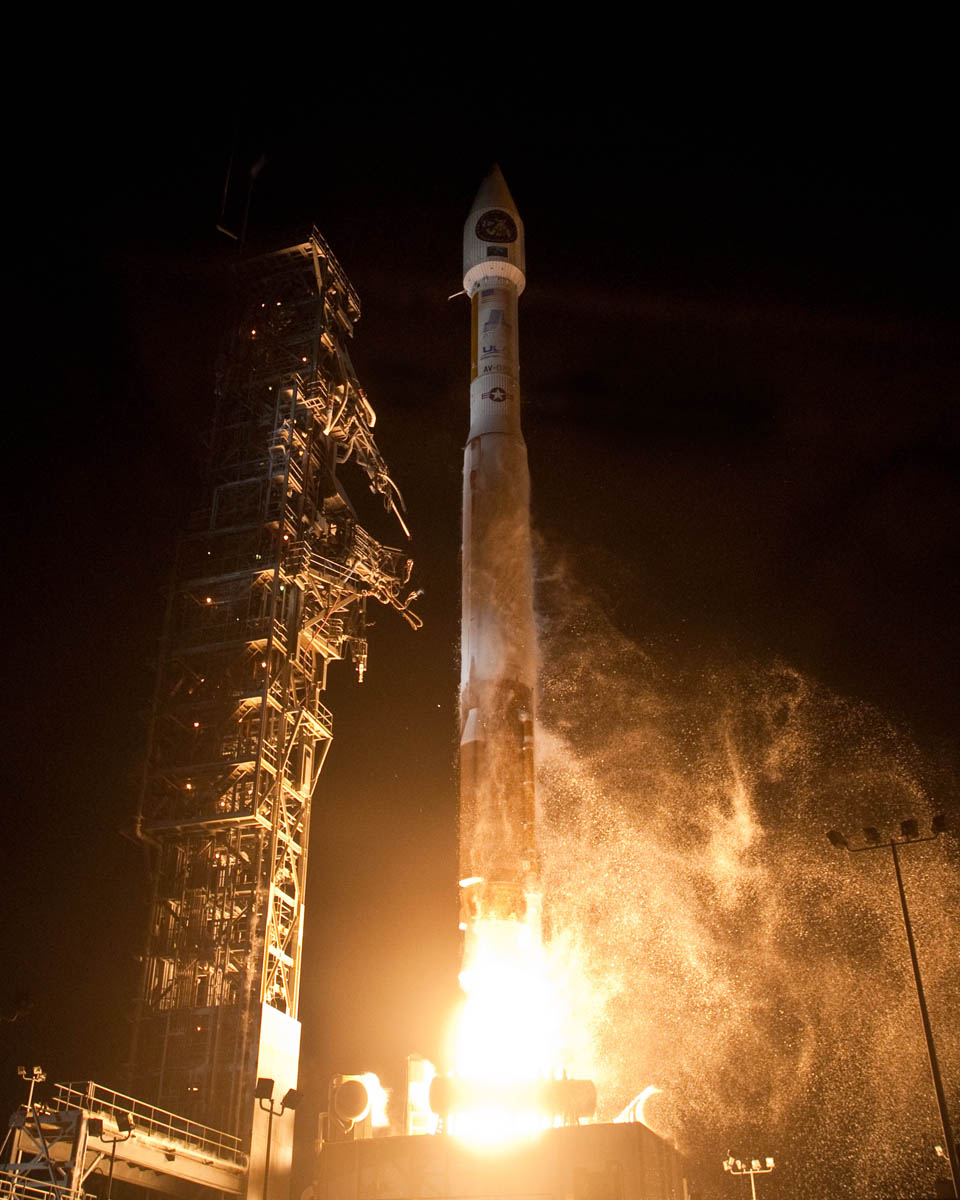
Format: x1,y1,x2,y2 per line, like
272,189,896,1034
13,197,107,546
4,86,958,1198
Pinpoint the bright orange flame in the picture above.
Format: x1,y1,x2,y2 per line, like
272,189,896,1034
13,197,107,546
358,1072,390,1128
448,915,566,1144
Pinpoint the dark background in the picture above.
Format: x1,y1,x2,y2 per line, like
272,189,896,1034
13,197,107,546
3,79,958,1197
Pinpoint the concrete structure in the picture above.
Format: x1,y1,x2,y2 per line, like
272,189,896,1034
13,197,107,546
316,1123,688,1200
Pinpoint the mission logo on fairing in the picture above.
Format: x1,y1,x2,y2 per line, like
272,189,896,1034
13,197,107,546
475,209,518,242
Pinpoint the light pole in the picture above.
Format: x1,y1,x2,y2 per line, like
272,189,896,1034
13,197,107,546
722,1155,775,1199
14,1065,45,1165
87,1112,134,1200
255,1078,299,1200
827,814,958,1199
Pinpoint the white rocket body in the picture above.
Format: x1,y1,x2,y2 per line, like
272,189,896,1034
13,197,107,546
459,167,539,935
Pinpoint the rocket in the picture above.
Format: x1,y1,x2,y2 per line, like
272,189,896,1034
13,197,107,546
459,166,540,942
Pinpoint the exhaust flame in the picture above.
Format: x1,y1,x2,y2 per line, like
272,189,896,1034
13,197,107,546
442,912,605,1146
614,1085,662,1128
456,917,560,1083
446,914,565,1143
361,1072,391,1128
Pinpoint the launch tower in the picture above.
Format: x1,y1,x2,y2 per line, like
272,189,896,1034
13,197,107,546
129,229,418,1188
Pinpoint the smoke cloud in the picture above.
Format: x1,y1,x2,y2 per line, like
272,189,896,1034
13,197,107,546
534,546,960,1199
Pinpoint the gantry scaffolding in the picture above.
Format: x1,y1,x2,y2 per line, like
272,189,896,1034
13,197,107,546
129,229,419,1156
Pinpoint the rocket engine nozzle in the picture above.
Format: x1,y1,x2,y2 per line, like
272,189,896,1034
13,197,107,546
459,876,541,929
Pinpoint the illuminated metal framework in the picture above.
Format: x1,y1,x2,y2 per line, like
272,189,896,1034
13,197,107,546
131,229,419,1139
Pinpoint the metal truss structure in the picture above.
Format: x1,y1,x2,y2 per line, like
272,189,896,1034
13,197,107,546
1,1081,245,1200
129,229,419,1142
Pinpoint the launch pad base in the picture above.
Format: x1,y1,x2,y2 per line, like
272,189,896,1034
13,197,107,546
316,1124,687,1200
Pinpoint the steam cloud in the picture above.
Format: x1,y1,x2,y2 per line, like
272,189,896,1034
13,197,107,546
534,547,960,1199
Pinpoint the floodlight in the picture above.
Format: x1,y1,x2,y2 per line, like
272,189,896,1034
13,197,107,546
334,1078,371,1122
900,818,919,840
827,830,849,849
281,1088,299,1110
752,1159,762,1170
87,1118,104,1138
863,826,882,845
116,1111,134,1134
765,1157,775,1168
932,813,947,835
255,1077,275,1101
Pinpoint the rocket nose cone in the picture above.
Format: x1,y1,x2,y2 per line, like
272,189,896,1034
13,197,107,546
462,163,525,291
469,163,518,217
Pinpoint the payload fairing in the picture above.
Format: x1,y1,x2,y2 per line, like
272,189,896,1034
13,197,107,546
459,166,540,945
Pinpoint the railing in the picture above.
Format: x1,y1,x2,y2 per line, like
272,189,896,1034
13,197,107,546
352,524,409,582
268,679,333,734
171,615,286,653
52,1083,245,1167
308,228,361,316
0,1169,92,1200
310,689,334,733
303,549,356,588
